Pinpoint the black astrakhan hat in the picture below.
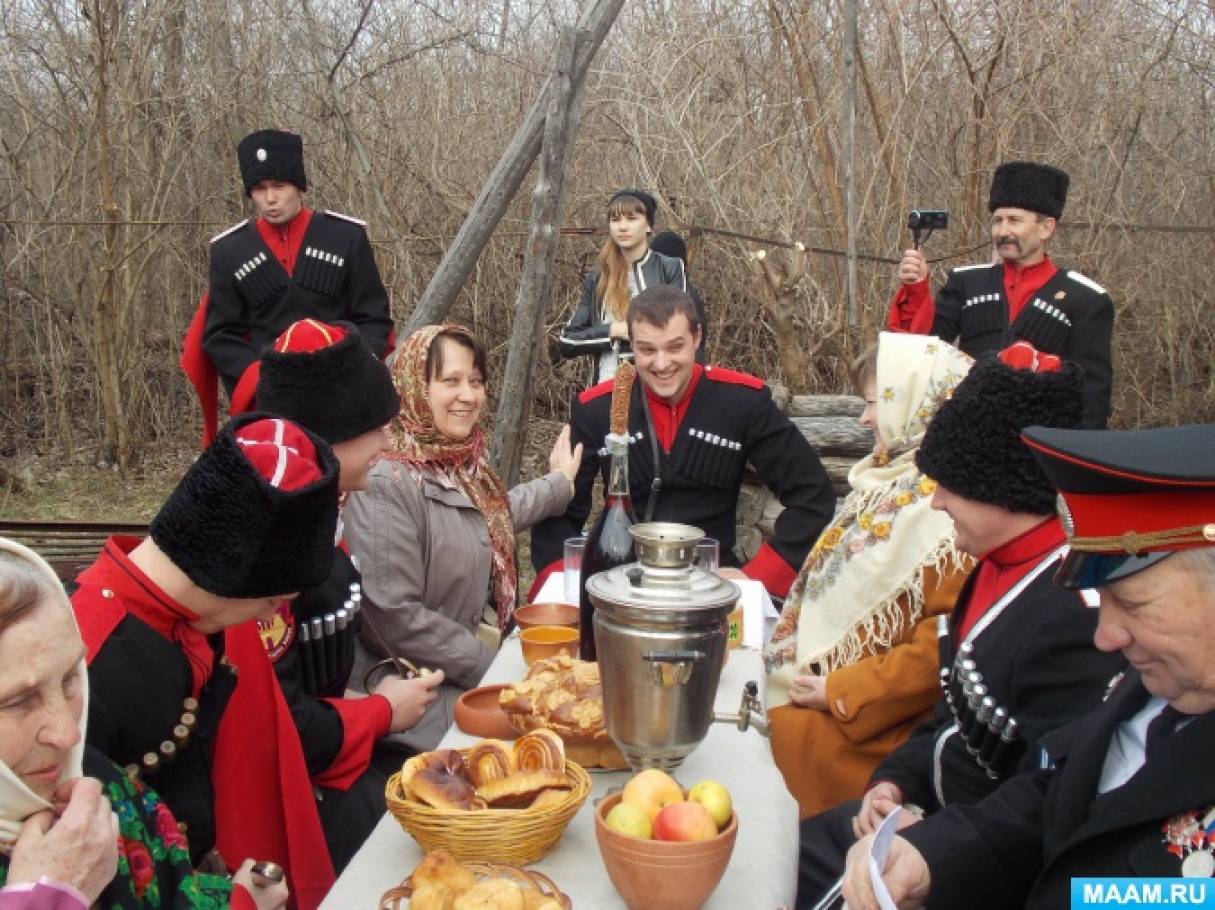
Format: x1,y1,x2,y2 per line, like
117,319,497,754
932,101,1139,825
609,188,658,226
988,161,1069,219
916,342,1083,515
237,130,307,196
150,413,339,597
1022,424,1215,589
257,319,400,444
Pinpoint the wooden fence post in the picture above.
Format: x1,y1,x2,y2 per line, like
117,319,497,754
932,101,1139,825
489,27,586,485
405,0,624,332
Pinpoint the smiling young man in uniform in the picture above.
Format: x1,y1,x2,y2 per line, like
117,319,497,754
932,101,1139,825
533,284,835,599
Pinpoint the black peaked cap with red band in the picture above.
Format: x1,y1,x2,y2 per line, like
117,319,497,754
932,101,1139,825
1022,423,1215,589
257,319,399,444
150,413,339,597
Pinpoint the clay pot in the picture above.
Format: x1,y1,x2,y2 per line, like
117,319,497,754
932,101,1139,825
514,602,579,632
519,626,580,666
453,684,517,739
594,791,738,910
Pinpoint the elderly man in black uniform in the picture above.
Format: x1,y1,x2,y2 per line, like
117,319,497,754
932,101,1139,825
841,422,1215,910
795,342,1126,909
887,161,1115,428
532,284,835,600
181,129,393,444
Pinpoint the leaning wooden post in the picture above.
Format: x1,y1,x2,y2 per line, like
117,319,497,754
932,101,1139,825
405,0,624,332
490,26,586,485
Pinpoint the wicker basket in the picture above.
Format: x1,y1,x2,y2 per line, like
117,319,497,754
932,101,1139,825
385,754,592,864
379,861,572,910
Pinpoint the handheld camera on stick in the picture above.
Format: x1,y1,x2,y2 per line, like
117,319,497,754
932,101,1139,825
908,209,948,250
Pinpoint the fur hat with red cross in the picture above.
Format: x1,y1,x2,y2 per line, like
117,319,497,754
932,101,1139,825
256,319,400,444
150,413,339,597
916,341,1083,515
1023,423,1215,589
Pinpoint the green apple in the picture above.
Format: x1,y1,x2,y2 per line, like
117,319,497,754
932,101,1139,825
688,779,733,830
605,800,653,839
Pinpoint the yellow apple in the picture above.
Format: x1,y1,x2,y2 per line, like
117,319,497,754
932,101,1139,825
604,800,653,839
688,779,733,830
652,801,718,842
621,768,684,822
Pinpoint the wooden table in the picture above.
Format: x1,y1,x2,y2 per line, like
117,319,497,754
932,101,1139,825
320,639,798,909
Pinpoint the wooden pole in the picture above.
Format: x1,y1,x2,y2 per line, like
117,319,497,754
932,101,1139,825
843,0,859,327
490,26,586,484
405,0,625,332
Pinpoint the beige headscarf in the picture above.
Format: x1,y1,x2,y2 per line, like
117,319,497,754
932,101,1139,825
0,538,88,846
765,334,973,707
380,324,517,630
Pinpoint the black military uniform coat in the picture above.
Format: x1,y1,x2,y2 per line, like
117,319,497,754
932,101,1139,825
931,262,1114,428
795,547,1126,907
264,547,388,872
203,212,392,392
530,366,836,594
79,609,236,866
906,670,1215,908
872,552,1125,810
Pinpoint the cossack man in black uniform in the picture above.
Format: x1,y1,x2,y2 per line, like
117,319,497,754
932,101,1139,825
842,423,1215,910
253,317,445,870
887,161,1115,427
532,284,836,600
70,414,342,908
181,129,394,446
796,342,1125,909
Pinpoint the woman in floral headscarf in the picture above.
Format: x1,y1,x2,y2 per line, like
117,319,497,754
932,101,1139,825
764,333,974,818
344,324,582,758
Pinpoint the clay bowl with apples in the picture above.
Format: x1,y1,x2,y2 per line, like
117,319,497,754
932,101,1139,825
594,789,738,910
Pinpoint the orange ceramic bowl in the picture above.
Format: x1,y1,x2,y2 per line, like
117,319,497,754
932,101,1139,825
594,791,738,910
519,625,580,666
515,602,579,632
453,684,517,740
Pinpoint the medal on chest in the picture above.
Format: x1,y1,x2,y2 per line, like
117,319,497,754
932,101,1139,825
1162,805,1215,877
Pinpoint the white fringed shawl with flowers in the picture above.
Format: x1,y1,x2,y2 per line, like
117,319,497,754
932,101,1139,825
765,334,973,708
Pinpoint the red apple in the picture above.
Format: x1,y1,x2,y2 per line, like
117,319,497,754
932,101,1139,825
621,768,684,823
652,800,719,842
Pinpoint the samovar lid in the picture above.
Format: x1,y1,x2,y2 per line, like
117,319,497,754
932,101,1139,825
586,521,739,613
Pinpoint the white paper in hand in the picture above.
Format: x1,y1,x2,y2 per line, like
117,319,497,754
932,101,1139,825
865,806,903,910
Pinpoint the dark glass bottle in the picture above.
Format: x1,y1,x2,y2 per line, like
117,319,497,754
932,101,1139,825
579,434,637,661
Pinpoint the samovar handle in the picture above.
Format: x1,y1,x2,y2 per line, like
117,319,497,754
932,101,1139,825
641,649,703,687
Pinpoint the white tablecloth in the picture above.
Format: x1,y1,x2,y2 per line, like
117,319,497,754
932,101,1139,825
319,640,798,909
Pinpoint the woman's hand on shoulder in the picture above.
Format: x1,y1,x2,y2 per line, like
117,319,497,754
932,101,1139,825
7,778,118,905
788,674,829,710
549,425,584,484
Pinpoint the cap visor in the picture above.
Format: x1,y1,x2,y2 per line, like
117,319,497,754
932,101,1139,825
1054,549,1171,589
